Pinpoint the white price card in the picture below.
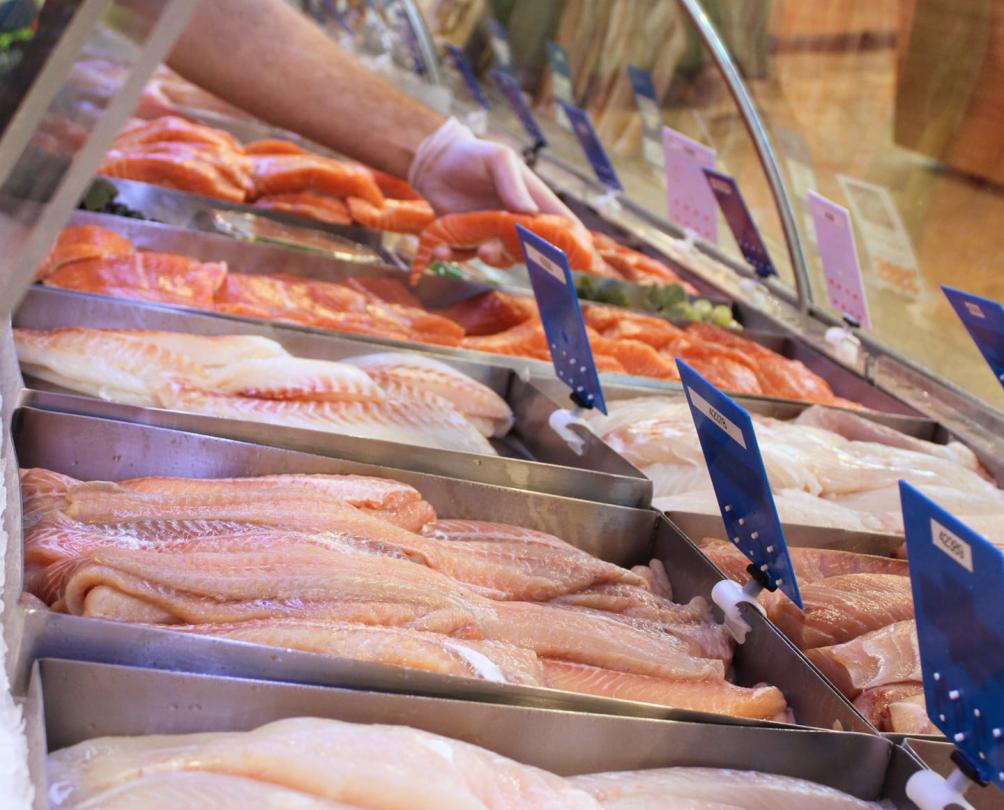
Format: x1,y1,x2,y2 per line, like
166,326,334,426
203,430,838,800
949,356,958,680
808,191,871,329
663,126,717,244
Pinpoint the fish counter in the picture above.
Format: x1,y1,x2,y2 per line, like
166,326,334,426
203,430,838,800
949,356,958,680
26,659,926,810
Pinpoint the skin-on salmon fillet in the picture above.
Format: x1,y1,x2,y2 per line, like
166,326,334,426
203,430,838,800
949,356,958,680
542,660,787,720
48,717,601,810
36,225,135,280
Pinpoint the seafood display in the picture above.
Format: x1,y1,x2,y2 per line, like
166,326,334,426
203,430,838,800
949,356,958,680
21,468,791,721
34,226,855,405
588,397,1001,540
698,539,934,735
47,716,889,809
14,328,509,455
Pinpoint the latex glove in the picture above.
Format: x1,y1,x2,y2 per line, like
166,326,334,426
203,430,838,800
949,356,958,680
408,118,580,222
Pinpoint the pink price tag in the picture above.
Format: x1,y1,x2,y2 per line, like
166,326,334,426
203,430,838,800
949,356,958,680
808,191,871,329
663,127,717,244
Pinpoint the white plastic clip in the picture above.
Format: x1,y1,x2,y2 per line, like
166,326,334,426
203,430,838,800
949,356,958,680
465,109,488,136
711,578,766,644
549,404,591,456
824,324,861,366
738,277,769,309
906,767,976,810
594,189,622,216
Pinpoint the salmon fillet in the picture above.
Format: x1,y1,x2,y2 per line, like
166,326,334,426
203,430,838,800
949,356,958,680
112,116,242,153
436,290,533,336
346,196,435,234
249,154,384,207
542,660,787,720
254,192,352,225
36,225,135,280
100,145,250,202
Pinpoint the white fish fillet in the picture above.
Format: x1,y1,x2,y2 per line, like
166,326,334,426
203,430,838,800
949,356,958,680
202,356,386,402
570,767,890,809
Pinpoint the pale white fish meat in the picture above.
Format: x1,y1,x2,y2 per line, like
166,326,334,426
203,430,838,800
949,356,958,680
345,352,514,437
202,356,386,402
49,717,601,809
570,767,890,809
112,330,289,367
155,381,497,455
67,771,352,809
887,693,939,734
13,327,198,405
806,620,920,698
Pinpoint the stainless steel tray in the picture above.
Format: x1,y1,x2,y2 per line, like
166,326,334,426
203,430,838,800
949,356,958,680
14,286,651,508
9,407,870,733
54,211,917,415
23,658,928,810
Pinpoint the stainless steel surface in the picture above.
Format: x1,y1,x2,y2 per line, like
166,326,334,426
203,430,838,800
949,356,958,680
29,659,921,806
14,287,650,507
0,0,199,320
10,407,870,732
667,512,903,558
903,739,1003,810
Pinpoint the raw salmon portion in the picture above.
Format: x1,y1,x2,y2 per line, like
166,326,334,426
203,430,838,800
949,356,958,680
461,319,552,361
853,682,929,732
423,520,647,601
43,253,228,307
172,619,545,685
754,354,839,405
112,115,242,153
590,335,680,379
243,138,309,155
203,356,385,402
156,380,497,456
571,767,887,809
345,353,513,437
364,165,424,200
249,154,385,206
436,290,534,336
542,660,787,720
345,275,425,309
100,146,250,202
59,544,483,633
37,225,135,280
480,601,725,680
594,312,689,351
806,620,920,698
768,573,913,649
675,348,763,395
48,717,601,810
254,192,352,225
55,771,351,809
346,196,435,234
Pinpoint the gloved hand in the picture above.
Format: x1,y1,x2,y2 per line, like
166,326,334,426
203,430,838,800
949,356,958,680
408,118,580,222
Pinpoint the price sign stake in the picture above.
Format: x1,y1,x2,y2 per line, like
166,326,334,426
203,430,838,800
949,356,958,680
664,127,717,244
808,191,870,329
677,359,801,639
559,102,623,193
942,286,1004,389
627,66,663,167
490,69,547,155
703,168,776,277
485,17,514,74
900,481,1004,806
445,44,490,110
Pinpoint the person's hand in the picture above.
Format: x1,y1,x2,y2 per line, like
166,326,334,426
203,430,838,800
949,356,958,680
408,118,581,223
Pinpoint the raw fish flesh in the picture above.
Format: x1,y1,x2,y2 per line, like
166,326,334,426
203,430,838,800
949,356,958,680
171,619,545,685
37,225,135,280
49,717,599,809
542,661,786,720
249,154,385,206
202,356,385,402
571,767,888,808
768,574,913,649
255,191,352,225
853,682,935,734
806,620,920,698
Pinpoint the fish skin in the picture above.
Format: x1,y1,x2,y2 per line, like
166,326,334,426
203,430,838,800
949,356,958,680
806,620,920,698
571,767,887,809
48,717,601,810
542,660,787,720
345,352,513,437
202,356,386,402
768,573,914,650
169,619,545,685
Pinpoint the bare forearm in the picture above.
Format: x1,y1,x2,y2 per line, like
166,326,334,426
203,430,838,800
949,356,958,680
167,0,443,176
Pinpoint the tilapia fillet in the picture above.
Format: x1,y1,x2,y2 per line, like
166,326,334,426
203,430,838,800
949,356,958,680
48,717,599,810
806,620,920,698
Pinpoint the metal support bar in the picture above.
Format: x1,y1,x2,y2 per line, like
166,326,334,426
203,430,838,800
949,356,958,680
676,0,812,313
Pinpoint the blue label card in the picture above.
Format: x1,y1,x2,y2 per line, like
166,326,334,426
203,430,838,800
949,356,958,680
899,482,1004,788
677,359,802,607
445,44,490,110
490,69,547,149
517,225,606,413
808,192,870,329
627,66,663,167
942,286,1004,388
486,18,514,73
703,168,776,277
559,101,623,193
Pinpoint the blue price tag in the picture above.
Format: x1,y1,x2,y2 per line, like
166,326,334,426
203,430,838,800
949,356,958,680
490,69,547,149
900,481,1004,788
942,286,1004,388
626,66,662,166
559,102,623,193
395,7,427,75
486,18,514,74
517,225,606,413
703,168,776,277
445,44,490,110
677,359,801,607
545,40,575,104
